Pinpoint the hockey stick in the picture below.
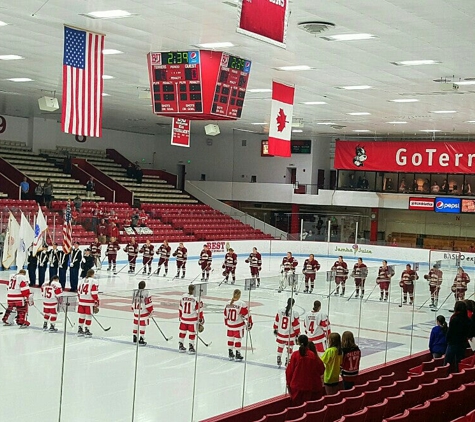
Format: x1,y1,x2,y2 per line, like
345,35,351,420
327,286,339,298
114,264,129,276
248,329,254,353
33,304,44,317
364,284,379,303
151,316,173,341
92,314,111,331
346,289,357,301
59,305,75,328
417,297,431,310
198,336,212,347
398,287,403,307
134,266,145,276
431,292,453,312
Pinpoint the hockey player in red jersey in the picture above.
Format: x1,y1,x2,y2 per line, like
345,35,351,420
304,300,331,355
399,264,419,305
77,269,99,337
222,247,238,284
178,284,204,354
123,237,139,274
274,298,300,367
41,275,63,332
245,247,262,287
106,237,120,274
302,254,320,293
424,264,443,307
132,280,154,346
452,267,470,301
156,240,171,276
90,237,102,270
279,252,298,293
376,260,394,301
172,242,188,279
351,258,368,299
139,239,154,275
199,244,212,281
2,269,32,327
224,289,253,361
331,256,349,296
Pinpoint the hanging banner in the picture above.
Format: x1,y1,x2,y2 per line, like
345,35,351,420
171,118,191,147
335,140,475,173
237,0,290,48
268,81,295,157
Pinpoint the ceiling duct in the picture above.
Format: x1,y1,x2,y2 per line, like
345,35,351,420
298,21,335,35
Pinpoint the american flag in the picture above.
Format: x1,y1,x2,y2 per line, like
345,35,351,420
63,201,73,254
61,26,105,137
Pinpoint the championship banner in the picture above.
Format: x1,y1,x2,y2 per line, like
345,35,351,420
171,118,191,147
237,0,290,48
268,81,295,157
335,140,475,173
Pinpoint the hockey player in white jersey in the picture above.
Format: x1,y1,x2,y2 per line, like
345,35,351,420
273,298,300,367
304,300,331,355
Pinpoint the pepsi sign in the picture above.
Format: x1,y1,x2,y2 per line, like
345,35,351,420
434,197,461,213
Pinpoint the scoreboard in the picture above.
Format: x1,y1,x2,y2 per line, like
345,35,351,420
147,50,251,120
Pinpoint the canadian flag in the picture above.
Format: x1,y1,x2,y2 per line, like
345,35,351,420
268,81,295,157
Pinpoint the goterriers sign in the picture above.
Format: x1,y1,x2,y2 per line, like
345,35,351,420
335,140,475,173
408,197,435,211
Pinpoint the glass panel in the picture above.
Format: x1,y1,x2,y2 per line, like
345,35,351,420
382,173,397,192
448,174,463,195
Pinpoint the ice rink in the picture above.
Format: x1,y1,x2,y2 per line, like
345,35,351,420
0,244,473,422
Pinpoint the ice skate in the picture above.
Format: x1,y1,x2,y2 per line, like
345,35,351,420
231,280,235,285
277,356,282,367
181,274,185,279
139,337,147,346
133,334,137,343
175,273,180,278
334,288,339,295
142,269,147,275
43,321,48,331
78,326,84,337
20,323,29,329
303,288,309,294
188,344,196,354
163,271,167,277
84,327,92,337
49,324,58,333
228,349,235,360
355,293,359,298
235,351,243,361
309,288,313,294
3,321,12,326
179,342,187,353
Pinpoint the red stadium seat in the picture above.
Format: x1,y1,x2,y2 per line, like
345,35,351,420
323,402,344,422
341,393,364,415
285,415,306,422
383,392,405,420
303,397,325,413
284,403,306,420
365,398,388,422
322,392,342,406
360,387,382,408
339,408,368,422
402,385,422,409
305,405,327,420
379,382,400,401
265,409,287,422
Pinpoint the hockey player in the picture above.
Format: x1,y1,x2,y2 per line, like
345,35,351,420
351,258,368,299
132,281,154,346
178,284,204,354
304,300,331,355
69,242,82,292
424,264,443,307
37,246,49,287
41,275,63,332
156,240,171,276
376,260,394,301
124,237,139,274
222,247,237,284
331,256,349,296
199,244,212,281
224,289,253,361
90,237,102,270
77,269,99,337
452,267,470,302
302,254,320,293
274,298,300,367
106,236,120,274
245,247,262,287
139,240,154,275
279,252,298,293
80,249,94,279
399,264,419,305
48,243,60,279
2,269,32,328
172,242,187,278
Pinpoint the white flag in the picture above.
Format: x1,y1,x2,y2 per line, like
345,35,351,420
32,205,48,255
2,212,20,269
16,212,35,269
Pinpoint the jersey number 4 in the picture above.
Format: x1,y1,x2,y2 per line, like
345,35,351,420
78,284,89,295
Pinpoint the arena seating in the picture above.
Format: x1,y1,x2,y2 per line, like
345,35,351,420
389,231,475,251
0,141,104,201
202,349,475,422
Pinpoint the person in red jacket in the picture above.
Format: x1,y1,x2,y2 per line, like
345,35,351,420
285,334,325,405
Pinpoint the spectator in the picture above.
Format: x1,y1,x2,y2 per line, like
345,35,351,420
441,179,449,194
316,216,324,235
398,178,406,193
341,331,361,390
285,334,324,405
422,178,430,193
412,179,419,192
127,163,135,178
469,243,475,253
361,176,369,190
463,180,472,195
73,195,83,213
444,301,471,372
385,178,394,191
34,182,44,204
321,332,343,395
330,216,338,236
391,238,398,246
135,165,143,184
20,177,29,200
43,178,53,208
431,181,440,193
131,212,140,228
429,315,448,358
356,176,363,189
97,218,107,244
348,174,356,189
108,222,119,242
85,177,95,198
92,202,103,232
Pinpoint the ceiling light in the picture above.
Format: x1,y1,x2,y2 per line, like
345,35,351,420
102,93,110,96
420,129,441,132
392,60,440,66
389,99,419,103
0,55,24,60
316,122,336,125
454,81,475,86
337,85,372,90
6,78,33,82
430,110,456,114
248,89,272,93
196,42,234,49
84,10,133,19
302,101,327,105
347,112,371,116
466,121,475,123
292,129,303,133
352,130,371,133
251,122,267,125
275,65,313,71
321,33,376,41
387,121,407,124
102,49,123,55
102,75,114,80
0,21,8,27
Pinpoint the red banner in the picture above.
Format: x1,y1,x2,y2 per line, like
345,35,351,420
268,81,295,157
335,140,475,173
237,0,289,48
171,118,190,147
408,197,435,211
